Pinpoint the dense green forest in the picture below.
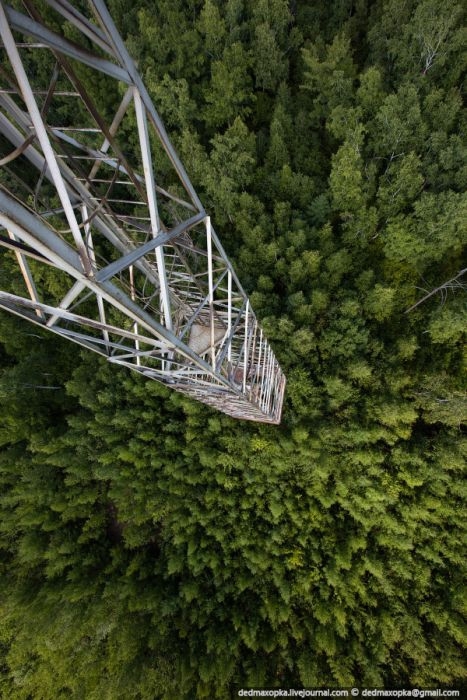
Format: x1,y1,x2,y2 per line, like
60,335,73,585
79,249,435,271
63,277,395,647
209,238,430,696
1,0,466,697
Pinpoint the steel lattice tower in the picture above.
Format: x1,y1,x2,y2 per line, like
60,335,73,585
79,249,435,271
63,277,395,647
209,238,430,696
0,0,285,423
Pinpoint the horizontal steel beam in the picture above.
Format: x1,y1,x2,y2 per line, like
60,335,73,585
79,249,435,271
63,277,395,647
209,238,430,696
4,5,132,83
95,212,206,282
0,190,234,388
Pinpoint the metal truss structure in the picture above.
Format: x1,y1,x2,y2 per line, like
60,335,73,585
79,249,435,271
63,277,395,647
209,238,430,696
0,0,285,423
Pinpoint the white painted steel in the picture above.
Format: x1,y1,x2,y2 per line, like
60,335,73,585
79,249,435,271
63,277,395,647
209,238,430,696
0,0,286,423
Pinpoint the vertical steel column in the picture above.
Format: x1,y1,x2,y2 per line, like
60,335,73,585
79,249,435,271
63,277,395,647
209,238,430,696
243,300,249,393
0,3,92,277
7,231,44,319
82,205,110,352
129,265,140,366
227,270,232,364
133,87,172,330
206,216,216,370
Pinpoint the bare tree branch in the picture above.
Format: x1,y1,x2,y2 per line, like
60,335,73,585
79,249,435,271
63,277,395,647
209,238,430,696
406,268,467,313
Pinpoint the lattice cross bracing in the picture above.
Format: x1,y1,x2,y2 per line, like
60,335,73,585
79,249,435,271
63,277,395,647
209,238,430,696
0,0,285,423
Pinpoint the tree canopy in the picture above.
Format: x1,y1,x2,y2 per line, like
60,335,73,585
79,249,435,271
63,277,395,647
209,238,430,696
0,0,466,697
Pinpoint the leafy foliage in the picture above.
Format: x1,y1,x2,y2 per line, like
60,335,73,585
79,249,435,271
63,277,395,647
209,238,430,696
0,0,466,697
